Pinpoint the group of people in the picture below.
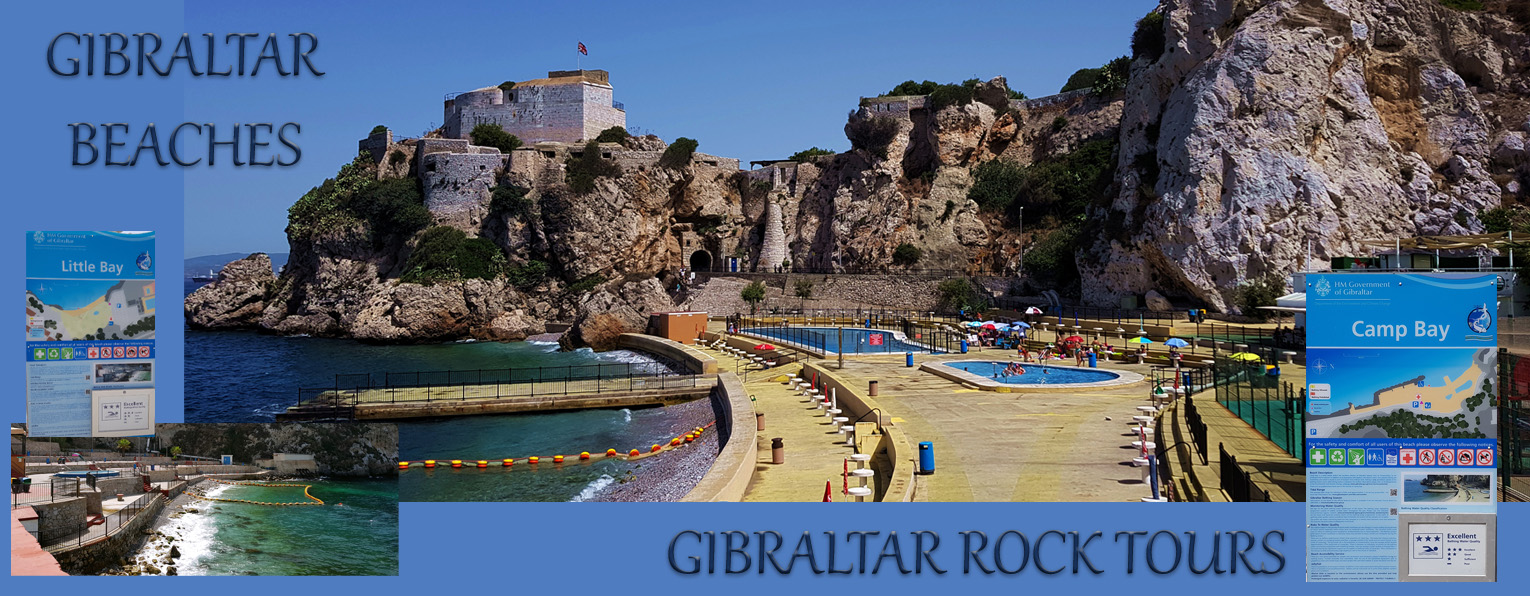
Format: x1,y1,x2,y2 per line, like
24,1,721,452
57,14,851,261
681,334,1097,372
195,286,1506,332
991,361,1044,379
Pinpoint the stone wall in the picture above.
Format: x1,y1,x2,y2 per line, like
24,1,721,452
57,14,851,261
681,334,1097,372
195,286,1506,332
757,203,787,272
615,333,718,374
51,495,165,575
32,497,86,545
92,476,147,498
444,75,624,144
422,152,504,215
358,129,392,162
580,83,626,141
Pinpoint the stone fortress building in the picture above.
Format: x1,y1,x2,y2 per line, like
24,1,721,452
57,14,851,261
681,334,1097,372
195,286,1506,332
442,69,626,144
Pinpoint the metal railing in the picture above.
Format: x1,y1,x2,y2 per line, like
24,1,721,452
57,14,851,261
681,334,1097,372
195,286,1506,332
1184,394,1209,466
1499,348,1529,501
1212,359,1304,458
700,264,1013,277
39,490,161,548
992,300,1182,328
1219,443,1271,502
11,477,83,510
733,315,965,355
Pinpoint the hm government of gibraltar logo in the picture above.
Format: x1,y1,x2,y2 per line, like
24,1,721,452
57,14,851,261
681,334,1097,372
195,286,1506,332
135,251,153,272
1467,304,1492,334
32,231,46,244
1313,278,1332,298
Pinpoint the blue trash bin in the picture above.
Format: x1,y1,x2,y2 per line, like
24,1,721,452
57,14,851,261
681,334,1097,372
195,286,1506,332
960,339,969,354
918,442,935,475
906,352,914,367
1088,352,1097,368
865,318,871,328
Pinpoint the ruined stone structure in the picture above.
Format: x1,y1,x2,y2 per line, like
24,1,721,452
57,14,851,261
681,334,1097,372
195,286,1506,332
442,70,626,144
757,202,787,271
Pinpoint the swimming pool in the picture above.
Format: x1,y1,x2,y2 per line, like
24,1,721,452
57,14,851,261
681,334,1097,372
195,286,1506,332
920,360,1144,390
742,327,936,354
54,470,122,478
945,361,1121,384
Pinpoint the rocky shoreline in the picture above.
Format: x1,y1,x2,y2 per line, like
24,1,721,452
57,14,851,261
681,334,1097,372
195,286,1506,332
592,397,720,502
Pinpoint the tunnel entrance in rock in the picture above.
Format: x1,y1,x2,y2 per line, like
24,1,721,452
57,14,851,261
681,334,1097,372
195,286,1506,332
689,250,712,271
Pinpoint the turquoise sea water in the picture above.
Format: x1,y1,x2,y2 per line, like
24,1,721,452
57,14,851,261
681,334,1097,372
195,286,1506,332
152,479,399,576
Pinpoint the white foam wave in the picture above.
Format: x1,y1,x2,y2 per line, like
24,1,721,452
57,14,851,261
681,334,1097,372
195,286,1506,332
569,474,615,502
527,340,559,346
621,408,632,423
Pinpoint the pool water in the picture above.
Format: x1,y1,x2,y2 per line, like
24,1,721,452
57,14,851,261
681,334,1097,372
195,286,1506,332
946,361,1122,384
742,327,935,354
54,470,122,478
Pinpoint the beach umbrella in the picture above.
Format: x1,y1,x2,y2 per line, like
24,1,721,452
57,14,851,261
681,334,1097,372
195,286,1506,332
754,344,776,351
963,321,981,327
1063,335,1084,344
1025,306,1043,314
1013,322,1031,329
1229,352,1262,362
1128,337,1153,344
1164,338,1189,348
982,323,997,330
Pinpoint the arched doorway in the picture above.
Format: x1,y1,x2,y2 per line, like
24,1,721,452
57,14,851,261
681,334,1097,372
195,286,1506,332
689,250,712,272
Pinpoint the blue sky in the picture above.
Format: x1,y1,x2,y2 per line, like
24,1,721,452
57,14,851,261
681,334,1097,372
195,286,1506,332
183,0,1157,257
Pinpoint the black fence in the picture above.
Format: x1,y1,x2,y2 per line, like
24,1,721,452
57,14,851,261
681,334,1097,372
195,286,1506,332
296,362,706,413
39,490,161,548
733,315,966,355
1220,443,1272,502
1499,349,1529,501
1212,358,1304,458
1184,394,1209,466
1189,322,1304,351
991,300,1182,328
698,264,1012,277
11,477,82,510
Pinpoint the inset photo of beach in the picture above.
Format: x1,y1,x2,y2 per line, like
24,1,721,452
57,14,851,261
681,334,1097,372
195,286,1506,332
1402,473,1493,503
9,423,399,576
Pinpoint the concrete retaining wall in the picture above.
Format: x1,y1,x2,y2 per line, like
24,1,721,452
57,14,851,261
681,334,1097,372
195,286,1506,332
31,497,86,545
173,465,263,476
617,333,718,374
51,495,165,574
682,372,756,502
800,362,916,502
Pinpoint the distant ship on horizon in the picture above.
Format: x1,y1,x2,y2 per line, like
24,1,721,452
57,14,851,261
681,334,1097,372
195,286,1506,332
190,269,216,283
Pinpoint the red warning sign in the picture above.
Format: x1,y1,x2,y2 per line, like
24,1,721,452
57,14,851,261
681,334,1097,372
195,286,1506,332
1457,449,1474,466
1438,449,1455,466
113,346,125,358
868,333,884,346
1477,448,1495,467
1418,449,1436,466
126,346,138,358
140,346,149,358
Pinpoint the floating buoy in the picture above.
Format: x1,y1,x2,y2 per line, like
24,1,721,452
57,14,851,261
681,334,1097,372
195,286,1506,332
670,438,682,446
651,444,661,453
425,460,435,468
451,460,462,468
553,455,565,463
684,434,695,443
580,452,590,460
629,449,641,457
502,459,513,467
606,449,617,457
476,460,487,468
529,456,540,464
399,461,410,469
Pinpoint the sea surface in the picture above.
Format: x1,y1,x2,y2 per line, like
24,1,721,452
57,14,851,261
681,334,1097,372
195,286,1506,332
1402,478,1493,503
140,479,399,576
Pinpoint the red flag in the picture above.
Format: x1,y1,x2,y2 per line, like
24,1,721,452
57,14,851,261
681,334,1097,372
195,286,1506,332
577,42,588,56
823,480,833,502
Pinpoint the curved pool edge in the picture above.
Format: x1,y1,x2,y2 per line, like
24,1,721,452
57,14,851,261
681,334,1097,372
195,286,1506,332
919,360,1145,392
737,327,935,357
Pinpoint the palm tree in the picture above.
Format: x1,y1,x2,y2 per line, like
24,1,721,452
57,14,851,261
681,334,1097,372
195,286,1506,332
794,279,814,313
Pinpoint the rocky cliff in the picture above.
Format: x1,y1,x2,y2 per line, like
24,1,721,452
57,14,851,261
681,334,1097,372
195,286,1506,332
154,423,398,477
1084,0,1530,310
186,0,1530,341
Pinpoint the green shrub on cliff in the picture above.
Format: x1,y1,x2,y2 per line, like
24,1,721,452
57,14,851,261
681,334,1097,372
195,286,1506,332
1022,222,1081,281
936,278,989,313
287,157,430,245
506,260,549,289
470,123,523,153
489,184,534,217
968,159,1028,213
595,126,631,144
789,147,835,162
369,125,388,135
844,114,901,158
1060,56,1130,95
892,243,923,266
401,226,505,284
566,141,623,194
1132,12,1166,61
660,137,700,169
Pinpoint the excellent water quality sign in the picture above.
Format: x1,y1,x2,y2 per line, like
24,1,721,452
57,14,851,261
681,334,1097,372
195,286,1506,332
1305,272,1498,582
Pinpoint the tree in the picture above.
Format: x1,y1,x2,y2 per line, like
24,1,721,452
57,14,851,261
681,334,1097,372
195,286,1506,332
789,147,835,163
1131,12,1166,61
594,126,630,144
937,278,989,314
170,446,182,459
660,137,699,169
844,114,901,159
794,279,814,312
892,243,923,266
469,123,523,153
115,439,132,454
369,125,388,136
741,281,767,314
1236,274,1286,320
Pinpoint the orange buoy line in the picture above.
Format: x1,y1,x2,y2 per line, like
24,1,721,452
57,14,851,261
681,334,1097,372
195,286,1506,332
396,420,719,469
188,478,327,506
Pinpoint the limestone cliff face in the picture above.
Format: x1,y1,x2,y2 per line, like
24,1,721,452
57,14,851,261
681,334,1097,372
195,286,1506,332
154,423,398,477
1083,0,1529,311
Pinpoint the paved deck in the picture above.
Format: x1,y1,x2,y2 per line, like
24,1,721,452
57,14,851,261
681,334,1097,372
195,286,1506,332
10,507,66,576
696,346,871,502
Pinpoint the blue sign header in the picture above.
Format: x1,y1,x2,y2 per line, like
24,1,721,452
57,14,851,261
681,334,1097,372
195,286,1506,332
1306,273,1496,348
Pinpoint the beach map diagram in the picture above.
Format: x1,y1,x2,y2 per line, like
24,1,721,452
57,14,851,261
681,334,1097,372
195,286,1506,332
1306,347,1496,440
25,279,157,342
